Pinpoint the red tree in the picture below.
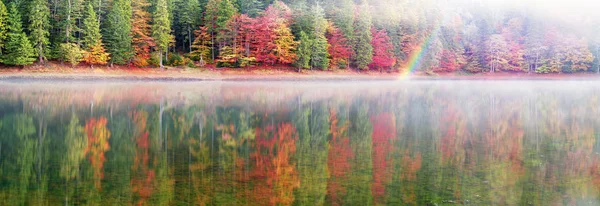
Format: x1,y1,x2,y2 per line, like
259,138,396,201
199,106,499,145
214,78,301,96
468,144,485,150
326,24,352,69
435,50,461,72
253,2,292,65
369,28,396,72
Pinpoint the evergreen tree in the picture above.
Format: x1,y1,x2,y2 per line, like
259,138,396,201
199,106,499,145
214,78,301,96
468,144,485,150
0,1,8,55
131,0,154,66
2,3,35,66
104,0,132,65
352,0,373,70
28,0,51,63
82,3,109,66
309,4,329,70
173,0,200,53
153,0,172,68
295,31,311,71
204,0,219,61
332,0,354,39
216,0,236,48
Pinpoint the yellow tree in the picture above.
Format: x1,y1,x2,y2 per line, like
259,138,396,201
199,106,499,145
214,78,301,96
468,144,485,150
131,0,155,66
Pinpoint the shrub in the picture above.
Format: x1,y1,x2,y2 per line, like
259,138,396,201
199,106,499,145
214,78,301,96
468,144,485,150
58,43,84,67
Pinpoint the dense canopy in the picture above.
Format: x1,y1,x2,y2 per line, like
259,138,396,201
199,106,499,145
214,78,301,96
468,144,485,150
0,0,598,74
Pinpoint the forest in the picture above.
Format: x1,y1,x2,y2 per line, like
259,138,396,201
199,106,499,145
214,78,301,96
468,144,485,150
0,0,598,73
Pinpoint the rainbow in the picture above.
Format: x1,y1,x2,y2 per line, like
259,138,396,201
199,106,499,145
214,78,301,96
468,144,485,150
399,22,442,79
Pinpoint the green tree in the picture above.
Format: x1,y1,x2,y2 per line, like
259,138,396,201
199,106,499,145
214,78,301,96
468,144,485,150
309,4,329,70
2,3,35,66
58,42,84,66
352,0,373,70
295,31,311,71
82,3,109,66
104,0,132,65
332,0,354,39
153,0,171,68
216,0,236,49
173,0,200,52
0,1,8,55
28,0,51,63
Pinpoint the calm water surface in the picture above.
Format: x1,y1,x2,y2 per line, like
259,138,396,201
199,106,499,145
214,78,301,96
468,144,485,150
0,80,599,205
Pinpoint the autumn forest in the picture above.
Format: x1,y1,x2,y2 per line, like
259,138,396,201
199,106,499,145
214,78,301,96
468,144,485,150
0,0,598,73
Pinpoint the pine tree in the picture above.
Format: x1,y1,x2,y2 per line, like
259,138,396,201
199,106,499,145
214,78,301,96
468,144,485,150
173,0,200,52
82,3,109,66
309,4,329,70
352,0,373,70
131,0,155,67
0,1,8,55
204,0,219,61
153,0,171,68
295,31,311,71
333,0,354,39
104,0,132,65
28,0,50,63
2,3,35,66
216,0,236,49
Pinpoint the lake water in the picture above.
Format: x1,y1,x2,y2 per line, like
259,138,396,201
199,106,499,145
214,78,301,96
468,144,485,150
1,80,600,205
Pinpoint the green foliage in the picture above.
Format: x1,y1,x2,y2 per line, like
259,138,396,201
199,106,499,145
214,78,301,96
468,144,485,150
167,53,186,66
352,1,373,70
58,43,84,66
0,0,7,55
2,3,35,66
152,0,171,67
311,35,329,70
294,31,311,70
104,0,133,65
28,0,50,62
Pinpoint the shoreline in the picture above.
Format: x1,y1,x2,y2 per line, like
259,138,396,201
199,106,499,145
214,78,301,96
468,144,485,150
1,66,600,81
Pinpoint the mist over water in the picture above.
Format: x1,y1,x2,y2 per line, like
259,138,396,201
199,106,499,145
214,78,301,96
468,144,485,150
1,81,600,205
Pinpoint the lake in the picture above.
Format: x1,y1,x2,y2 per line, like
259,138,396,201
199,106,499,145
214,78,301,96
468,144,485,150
0,80,599,205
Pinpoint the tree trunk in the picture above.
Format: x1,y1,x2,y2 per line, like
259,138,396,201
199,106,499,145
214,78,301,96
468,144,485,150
159,50,164,68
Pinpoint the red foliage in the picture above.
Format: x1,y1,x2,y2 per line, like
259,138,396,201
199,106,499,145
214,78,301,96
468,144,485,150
326,109,353,205
370,113,396,204
130,110,155,205
85,116,111,190
435,50,461,72
369,28,396,71
253,2,292,65
326,25,352,69
251,122,299,205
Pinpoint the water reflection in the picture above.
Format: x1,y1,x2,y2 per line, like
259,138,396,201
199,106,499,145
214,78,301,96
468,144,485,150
0,81,600,205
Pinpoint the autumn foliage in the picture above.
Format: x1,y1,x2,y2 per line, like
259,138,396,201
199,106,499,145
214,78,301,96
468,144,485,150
369,28,396,71
85,116,111,190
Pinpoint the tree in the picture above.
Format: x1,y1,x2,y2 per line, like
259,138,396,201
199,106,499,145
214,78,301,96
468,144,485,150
173,0,201,53
295,31,311,71
58,43,84,66
104,0,132,65
369,28,395,72
190,26,212,65
352,1,373,70
326,24,352,69
152,0,171,68
486,34,509,73
131,0,155,67
28,0,50,63
82,3,109,66
309,4,329,70
272,21,297,64
2,3,35,66
0,1,7,55
332,0,354,39
215,0,236,50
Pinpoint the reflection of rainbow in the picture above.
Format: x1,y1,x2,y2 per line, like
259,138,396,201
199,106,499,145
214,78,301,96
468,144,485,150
399,22,442,79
